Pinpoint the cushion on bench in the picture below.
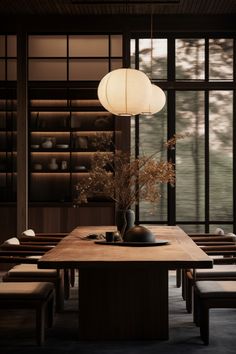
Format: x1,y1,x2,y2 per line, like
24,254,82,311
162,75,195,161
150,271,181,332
196,280,236,298
194,265,236,278
6,264,58,278
0,282,54,300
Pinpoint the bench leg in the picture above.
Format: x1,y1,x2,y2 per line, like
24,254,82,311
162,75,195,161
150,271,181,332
70,269,75,287
64,269,70,300
176,269,181,288
199,300,209,345
56,273,64,312
182,269,186,300
36,303,46,346
186,276,193,313
47,293,54,328
193,289,199,326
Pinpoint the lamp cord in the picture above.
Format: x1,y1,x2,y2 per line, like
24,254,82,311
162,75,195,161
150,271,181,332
150,5,153,81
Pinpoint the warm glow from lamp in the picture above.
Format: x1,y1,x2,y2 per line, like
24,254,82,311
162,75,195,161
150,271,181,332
141,84,166,116
97,68,152,116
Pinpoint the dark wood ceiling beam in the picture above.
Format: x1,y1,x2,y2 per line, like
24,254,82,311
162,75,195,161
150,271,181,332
0,0,235,15
1,14,236,33
69,1,180,3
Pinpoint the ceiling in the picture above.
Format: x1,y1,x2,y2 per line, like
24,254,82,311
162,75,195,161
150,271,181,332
0,0,235,16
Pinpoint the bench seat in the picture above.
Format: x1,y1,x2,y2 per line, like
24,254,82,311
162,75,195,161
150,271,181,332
3,264,64,312
195,280,236,345
0,281,54,345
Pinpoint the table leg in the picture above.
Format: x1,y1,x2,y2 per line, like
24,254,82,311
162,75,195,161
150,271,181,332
78,266,169,340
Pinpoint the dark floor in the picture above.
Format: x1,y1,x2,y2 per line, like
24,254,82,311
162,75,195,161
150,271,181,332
0,272,236,354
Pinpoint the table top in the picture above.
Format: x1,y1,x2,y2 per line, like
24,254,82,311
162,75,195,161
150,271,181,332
38,226,213,270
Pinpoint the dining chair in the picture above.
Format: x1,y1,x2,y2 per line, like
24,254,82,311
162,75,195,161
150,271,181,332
0,238,65,311
183,241,236,314
20,229,75,289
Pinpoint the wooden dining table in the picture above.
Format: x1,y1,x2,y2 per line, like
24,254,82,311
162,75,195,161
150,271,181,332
38,225,212,340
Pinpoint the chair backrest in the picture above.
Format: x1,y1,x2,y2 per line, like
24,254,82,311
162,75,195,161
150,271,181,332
22,229,36,237
3,237,20,245
214,228,225,235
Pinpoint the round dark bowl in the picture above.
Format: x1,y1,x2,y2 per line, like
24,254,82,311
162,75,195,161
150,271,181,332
123,225,155,243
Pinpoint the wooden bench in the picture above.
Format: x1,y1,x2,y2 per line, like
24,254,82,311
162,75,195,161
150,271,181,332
0,281,54,345
194,280,236,345
2,264,64,312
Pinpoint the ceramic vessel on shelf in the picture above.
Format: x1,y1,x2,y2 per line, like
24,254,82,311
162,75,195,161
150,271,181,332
41,137,54,149
48,158,58,171
34,163,43,171
61,160,68,170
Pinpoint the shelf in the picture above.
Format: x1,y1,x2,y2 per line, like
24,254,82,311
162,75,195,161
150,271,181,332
28,86,116,205
31,171,70,174
30,149,113,153
30,128,70,132
0,149,17,153
0,92,17,202
31,149,71,152
0,170,17,172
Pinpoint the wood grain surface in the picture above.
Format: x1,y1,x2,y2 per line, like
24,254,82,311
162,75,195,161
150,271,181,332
38,225,213,270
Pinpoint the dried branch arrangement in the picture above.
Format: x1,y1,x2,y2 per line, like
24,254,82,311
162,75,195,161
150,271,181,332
73,135,186,211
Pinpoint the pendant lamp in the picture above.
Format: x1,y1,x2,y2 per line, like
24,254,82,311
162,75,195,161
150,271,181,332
141,84,166,116
97,68,152,116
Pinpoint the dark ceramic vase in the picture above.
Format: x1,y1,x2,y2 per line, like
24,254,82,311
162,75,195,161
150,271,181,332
123,225,155,243
116,209,135,237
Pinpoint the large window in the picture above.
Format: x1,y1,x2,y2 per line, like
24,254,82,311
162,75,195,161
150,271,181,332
131,36,234,233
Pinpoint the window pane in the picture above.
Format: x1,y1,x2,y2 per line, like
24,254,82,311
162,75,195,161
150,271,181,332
209,38,233,81
0,60,5,80
138,100,168,221
176,39,205,80
0,36,5,56
209,91,233,221
7,59,17,80
110,35,122,57
111,59,123,71
7,35,17,57
28,59,67,80
177,224,205,233
176,91,205,222
69,59,108,80
28,35,67,57
130,39,135,69
69,35,108,57
209,224,233,234
139,39,167,80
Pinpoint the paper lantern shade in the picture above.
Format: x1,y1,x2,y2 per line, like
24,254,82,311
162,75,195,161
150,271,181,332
142,84,166,115
97,68,152,116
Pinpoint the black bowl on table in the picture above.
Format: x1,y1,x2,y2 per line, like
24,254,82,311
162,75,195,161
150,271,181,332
123,225,155,243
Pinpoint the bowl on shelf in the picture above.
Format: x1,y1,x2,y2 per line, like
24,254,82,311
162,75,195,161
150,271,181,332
34,163,43,171
74,166,87,171
56,144,69,149
31,144,40,149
